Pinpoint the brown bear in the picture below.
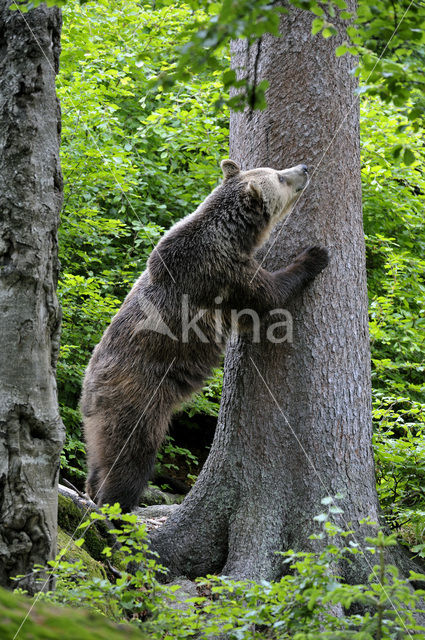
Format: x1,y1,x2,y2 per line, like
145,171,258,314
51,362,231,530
81,160,329,512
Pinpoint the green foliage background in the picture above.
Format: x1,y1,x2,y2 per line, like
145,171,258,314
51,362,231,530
57,0,229,476
57,0,424,553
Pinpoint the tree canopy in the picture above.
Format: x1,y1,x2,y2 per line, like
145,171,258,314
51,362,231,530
12,0,425,152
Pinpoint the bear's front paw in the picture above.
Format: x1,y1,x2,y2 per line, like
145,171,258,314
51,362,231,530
296,246,329,277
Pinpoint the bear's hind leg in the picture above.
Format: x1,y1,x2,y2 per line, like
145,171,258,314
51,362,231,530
85,399,171,512
86,464,103,503
97,446,157,513
84,413,107,502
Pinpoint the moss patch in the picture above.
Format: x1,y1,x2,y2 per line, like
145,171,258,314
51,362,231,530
141,485,184,506
57,529,106,580
56,529,122,618
58,494,109,561
0,586,145,640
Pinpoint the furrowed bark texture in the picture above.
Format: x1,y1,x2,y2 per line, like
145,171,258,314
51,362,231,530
0,3,64,592
150,3,420,584
222,2,377,582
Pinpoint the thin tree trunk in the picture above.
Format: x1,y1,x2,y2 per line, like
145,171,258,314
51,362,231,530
149,3,421,585
0,2,64,593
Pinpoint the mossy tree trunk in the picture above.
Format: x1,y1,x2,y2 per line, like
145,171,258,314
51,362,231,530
0,2,64,592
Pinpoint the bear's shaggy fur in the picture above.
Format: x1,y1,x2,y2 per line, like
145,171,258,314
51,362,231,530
82,160,328,511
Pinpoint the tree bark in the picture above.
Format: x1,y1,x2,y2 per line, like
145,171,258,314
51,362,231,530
0,2,64,592
149,3,420,585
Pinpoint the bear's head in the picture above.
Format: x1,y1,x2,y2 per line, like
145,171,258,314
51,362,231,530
221,159,308,225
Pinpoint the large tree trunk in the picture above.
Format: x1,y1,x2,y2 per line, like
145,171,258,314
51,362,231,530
149,3,417,584
0,3,64,592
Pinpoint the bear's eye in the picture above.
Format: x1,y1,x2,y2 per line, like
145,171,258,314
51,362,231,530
278,175,287,184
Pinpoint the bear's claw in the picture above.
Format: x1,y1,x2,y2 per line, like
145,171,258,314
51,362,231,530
296,245,329,277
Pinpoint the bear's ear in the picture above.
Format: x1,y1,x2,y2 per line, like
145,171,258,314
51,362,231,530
221,159,240,179
246,180,262,202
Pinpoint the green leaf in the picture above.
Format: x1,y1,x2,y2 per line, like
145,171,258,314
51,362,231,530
313,513,328,522
311,18,324,35
403,148,415,165
335,44,348,57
